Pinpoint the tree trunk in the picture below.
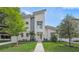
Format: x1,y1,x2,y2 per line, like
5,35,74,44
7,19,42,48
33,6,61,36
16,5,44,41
16,36,19,47
68,21,72,47
69,38,71,46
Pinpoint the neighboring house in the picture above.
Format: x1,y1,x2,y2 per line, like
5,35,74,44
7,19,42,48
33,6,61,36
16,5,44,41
0,32,11,41
45,25,56,41
0,15,11,41
72,19,79,33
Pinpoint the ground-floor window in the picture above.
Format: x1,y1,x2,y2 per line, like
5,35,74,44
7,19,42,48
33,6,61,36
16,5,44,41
21,33,24,37
26,33,29,37
1,35,11,39
37,32,43,39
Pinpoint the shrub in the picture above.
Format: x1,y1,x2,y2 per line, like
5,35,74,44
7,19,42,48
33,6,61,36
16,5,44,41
30,38,36,42
73,40,79,42
43,38,48,42
50,34,57,42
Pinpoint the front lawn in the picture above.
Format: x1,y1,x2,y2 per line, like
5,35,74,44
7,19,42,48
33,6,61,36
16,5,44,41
0,42,36,52
43,42,79,52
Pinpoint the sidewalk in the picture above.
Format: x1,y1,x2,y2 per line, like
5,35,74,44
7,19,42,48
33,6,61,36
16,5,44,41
34,42,44,52
0,42,12,46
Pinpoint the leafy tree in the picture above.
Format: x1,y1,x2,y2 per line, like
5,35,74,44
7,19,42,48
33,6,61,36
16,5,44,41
58,15,78,46
0,12,8,30
51,34,57,42
0,7,26,46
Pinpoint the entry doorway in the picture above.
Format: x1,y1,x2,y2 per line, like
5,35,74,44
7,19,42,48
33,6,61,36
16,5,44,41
37,32,43,42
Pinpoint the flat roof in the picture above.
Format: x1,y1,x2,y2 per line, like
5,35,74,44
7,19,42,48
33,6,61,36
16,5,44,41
33,9,46,15
45,25,57,30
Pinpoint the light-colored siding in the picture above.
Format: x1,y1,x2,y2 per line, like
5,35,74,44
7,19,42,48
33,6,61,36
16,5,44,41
34,12,45,41
45,28,56,40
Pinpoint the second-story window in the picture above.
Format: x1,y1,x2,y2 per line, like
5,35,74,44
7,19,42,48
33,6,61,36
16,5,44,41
26,22,28,24
26,33,29,37
37,21,42,29
21,33,24,37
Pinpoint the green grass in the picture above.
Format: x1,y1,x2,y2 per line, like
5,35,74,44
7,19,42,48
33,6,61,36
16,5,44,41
43,42,79,52
0,42,36,52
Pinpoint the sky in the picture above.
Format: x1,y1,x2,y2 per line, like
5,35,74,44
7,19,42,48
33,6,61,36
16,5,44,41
20,7,79,27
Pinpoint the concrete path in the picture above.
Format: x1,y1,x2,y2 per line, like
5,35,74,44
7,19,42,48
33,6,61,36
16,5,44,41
34,42,44,52
0,42,12,46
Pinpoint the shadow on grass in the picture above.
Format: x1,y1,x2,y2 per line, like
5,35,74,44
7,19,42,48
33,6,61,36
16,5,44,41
43,42,79,52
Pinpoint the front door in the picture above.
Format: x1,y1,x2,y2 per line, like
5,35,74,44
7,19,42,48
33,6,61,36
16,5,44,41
37,32,42,42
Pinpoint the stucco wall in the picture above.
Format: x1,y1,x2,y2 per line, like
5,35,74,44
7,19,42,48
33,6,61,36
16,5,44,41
45,28,56,40
34,12,45,41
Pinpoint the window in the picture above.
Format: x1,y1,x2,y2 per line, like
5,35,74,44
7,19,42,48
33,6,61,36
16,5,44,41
1,35,11,39
26,33,29,37
37,21,42,29
31,17,34,20
26,22,28,24
21,33,23,37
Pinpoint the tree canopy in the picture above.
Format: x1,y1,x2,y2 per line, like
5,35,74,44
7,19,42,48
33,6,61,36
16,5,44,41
57,15,79,46
0,7,26,36
57,15,79,38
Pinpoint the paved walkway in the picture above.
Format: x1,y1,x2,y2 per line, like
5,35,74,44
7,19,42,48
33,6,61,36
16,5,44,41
34,42,44,52
0,42,12,46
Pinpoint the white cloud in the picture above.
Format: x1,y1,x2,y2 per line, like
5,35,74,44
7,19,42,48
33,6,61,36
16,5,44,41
21,9,32,15
62,7,79,10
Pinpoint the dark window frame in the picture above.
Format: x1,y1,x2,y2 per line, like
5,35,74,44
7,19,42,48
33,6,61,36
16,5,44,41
21,33,24,37
26,22,28,24
37,21,43,29
26,33,29,37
